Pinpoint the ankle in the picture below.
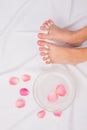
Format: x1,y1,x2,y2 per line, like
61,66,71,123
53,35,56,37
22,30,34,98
65,31,73,43
67,28,87,46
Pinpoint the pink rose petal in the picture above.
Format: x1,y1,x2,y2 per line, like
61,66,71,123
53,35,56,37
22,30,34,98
9,77,19,85
53,111,62,117
47,92,58,103
56,84,67,96
37,110,46,118
22,74,31,82
20,88,29,96
16,99,25,108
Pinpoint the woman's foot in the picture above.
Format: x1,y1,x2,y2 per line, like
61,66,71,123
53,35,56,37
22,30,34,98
38,19,83,47
38,19,71,43
37,40,82,65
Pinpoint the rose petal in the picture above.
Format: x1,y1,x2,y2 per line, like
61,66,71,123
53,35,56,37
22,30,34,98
9,77,19,85
16,99,25,108
37,110,46,118
47,92,58,103
22,74,31,82
53,111,62,117
20,88,29,96
56,84,67,96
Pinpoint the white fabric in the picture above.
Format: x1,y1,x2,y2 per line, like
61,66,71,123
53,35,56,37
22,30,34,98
0,0,87,130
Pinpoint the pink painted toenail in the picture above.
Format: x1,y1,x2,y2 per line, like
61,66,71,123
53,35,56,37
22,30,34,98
53,111,62,117
56,84,67,96
22,74,31,82
9,77,19,85
37,40,41,45
38,33,42,37
37,110,46,118
47,92,58,103
20,88,29,96
16,99,25,108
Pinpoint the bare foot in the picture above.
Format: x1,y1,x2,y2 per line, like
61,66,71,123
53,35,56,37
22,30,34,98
37,40,82,65
38,19,83,47
38,19,71,43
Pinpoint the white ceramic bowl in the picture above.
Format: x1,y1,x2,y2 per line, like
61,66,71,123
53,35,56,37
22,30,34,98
33,68,76,112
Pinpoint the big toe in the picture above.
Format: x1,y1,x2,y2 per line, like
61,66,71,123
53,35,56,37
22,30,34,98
38,33,49,39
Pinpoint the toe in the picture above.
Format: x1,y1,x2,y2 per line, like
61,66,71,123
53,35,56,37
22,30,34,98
37,40,50,46
40,52,48,56
48,19,54,25
46,19,53,26
45,60,51,64
41,20,52,29
38,33,49,39
43,56,50,61
42,55,53,64
43,22,50,29
40,25,48,31
39,47,49,51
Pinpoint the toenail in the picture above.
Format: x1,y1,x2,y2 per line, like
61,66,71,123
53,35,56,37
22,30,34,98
38,33,42,37
37,41,41,44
